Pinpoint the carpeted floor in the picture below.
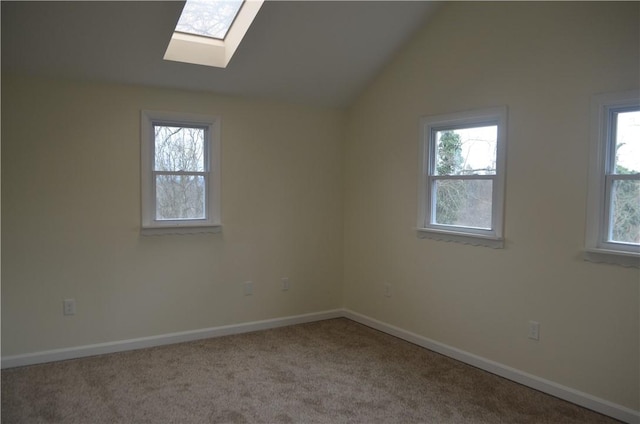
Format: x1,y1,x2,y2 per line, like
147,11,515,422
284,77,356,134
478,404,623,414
1,318,620,423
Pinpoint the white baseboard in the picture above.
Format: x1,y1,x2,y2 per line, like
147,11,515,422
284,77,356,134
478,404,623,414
0,309,343,370
2,308,638,424
342,309,640,424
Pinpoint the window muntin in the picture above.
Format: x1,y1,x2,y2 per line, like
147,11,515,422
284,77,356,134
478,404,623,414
141,111,221,234
418,107,507,247
175,0,244,40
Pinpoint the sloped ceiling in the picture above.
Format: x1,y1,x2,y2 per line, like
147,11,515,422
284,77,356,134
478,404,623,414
1,1,439,108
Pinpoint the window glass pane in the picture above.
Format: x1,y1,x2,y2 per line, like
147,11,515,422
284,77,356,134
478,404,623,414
609,179,640,244
154,125,205,172
175,0,244,40
435,126,497,176
434,179,493,229
614,110,640,174
156,175,206,220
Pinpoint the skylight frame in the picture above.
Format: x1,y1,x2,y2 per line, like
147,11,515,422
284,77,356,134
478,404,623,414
164,0,264,69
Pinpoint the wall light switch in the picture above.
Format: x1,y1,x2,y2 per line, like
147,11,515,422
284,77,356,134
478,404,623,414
281,277,290,291
528,320,540,341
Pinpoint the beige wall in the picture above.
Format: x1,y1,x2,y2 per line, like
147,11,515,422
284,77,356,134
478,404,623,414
2,76,345,355
343,2,639,411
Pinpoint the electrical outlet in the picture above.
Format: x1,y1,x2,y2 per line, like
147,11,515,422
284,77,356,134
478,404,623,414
244,281,253,296
281,277,290,291
63,299,76,316
384,283,392,298
528,320,540,341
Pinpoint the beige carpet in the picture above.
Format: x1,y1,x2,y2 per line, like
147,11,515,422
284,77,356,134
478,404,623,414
2,318,619,423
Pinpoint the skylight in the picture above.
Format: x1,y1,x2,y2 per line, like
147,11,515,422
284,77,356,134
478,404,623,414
175,0,244,40
164,0,264,68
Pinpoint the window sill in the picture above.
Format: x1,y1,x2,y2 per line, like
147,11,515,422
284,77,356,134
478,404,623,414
583,248,639,268
416,228,504,249
141,225,222,236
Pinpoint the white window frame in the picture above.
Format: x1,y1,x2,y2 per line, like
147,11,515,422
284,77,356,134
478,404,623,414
417,106,507,248
141,110,221,235
585,90,640,266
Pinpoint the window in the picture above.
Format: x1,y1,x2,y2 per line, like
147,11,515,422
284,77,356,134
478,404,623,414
164,0,264,69
175,0,244,40
585,90,640,266
141,111,221,235
418,107,507,248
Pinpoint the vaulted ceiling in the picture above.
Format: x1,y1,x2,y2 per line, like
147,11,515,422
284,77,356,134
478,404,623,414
2,1,439,107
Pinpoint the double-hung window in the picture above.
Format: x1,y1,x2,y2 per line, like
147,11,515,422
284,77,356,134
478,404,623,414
141,110,221,235
585,90,639,266
418,107,507,248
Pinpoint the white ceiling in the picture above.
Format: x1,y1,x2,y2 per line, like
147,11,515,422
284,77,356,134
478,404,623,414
1,1,439,108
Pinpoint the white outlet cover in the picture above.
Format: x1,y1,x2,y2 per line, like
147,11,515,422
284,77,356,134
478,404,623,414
63,299,76,316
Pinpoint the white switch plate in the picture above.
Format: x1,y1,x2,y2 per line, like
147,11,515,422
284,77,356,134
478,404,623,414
281,277,290,291
528,320,540,340
244,281,253,296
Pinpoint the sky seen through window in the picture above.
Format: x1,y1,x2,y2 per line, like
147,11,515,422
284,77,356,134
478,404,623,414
176,0,244,40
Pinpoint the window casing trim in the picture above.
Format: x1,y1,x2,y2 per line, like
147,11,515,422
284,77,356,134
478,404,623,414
140,110,221,235
417,106,507,247
585,90,639,263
